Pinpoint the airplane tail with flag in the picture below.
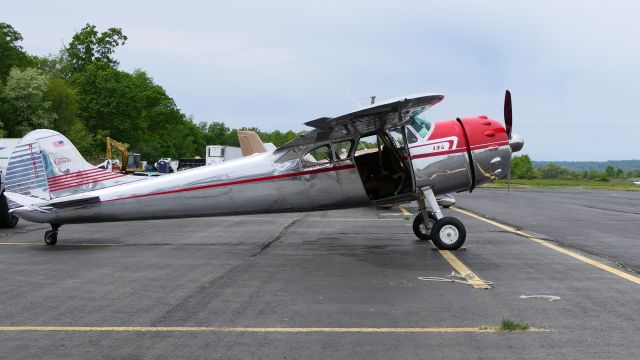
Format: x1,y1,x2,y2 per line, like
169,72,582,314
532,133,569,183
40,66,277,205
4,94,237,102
4,129,142,210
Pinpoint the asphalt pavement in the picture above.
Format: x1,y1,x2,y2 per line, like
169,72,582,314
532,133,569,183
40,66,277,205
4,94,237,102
0,189,639,359
454,188,640,271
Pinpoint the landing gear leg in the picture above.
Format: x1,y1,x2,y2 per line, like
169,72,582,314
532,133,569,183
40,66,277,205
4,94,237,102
44,224,61,246
413,187,466,250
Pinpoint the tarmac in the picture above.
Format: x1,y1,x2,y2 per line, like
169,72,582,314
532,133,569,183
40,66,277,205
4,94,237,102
0,188,639,359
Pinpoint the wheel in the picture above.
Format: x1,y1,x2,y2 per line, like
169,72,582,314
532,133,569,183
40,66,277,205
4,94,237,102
412,212,438,240
44,230,58,246
431,217,466,250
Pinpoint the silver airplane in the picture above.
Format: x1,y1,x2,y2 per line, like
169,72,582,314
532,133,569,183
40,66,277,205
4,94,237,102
4,92,523,249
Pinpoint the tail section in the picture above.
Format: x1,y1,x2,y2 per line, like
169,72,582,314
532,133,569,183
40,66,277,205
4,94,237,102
237,131,277,156
238,131,267,156
4,129,141,206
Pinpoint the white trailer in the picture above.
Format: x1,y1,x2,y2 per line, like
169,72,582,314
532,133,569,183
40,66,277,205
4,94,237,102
205,145,243,166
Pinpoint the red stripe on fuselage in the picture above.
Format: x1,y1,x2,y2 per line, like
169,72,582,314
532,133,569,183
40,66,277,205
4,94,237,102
100,163,357,203
409,140,509,160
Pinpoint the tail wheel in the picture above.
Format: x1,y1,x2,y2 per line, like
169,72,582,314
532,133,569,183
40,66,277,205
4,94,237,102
431,217,466,250
44,230,58,246
412,212,438,240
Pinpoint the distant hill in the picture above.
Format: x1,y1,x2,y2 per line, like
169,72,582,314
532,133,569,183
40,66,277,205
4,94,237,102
532,160,640,171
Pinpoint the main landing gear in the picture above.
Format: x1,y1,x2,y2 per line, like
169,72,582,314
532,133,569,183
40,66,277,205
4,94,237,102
413,187,466,250
44,224,61,246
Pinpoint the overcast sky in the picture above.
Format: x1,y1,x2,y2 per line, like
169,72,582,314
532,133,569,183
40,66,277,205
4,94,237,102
4,0,639,161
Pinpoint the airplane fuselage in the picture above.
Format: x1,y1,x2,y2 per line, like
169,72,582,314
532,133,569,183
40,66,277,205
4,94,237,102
13,116,512,225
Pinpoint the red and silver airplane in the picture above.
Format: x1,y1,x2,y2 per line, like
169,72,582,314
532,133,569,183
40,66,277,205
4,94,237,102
3,91,523,249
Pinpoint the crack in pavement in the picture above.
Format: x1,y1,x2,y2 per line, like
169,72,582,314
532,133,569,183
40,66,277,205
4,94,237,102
250,216,304,257
577,204,640,217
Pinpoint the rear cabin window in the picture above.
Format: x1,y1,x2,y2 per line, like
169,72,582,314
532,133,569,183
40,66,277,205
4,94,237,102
303,145,332,165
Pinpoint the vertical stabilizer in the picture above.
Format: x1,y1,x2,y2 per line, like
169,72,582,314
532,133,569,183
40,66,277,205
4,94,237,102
238,131,267,156
4,129,142,205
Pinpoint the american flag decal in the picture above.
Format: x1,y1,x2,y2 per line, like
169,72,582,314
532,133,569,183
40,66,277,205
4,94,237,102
52,140,65,148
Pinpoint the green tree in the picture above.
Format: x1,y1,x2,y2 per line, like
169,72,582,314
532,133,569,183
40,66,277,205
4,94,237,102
0,67,55,137
538,163,572,180
605,165,616,178
0,23,32,81
45,77,77,133
200,121,230,145
34,50,74,79
69,62,144,143
66,24,127,72
510,155,536,179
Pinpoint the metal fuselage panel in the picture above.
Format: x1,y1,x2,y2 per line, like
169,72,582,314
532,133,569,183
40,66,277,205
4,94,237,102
16,153,372,224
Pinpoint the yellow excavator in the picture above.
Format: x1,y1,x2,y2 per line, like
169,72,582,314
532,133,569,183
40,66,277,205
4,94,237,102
106,137,143,173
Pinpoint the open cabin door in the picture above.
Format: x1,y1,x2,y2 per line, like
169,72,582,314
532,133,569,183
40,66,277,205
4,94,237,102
275,94,444,206
353,129,415,205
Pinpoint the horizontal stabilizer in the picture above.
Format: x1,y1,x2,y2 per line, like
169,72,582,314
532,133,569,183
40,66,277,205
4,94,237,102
48,196,100,209
5,191,101,211
4,192,50,213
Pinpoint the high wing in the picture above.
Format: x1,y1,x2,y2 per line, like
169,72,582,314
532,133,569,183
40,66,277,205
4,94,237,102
280,93,444,149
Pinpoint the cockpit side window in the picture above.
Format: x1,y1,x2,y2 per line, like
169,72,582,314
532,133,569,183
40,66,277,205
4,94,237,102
409,108,432,139
333,139,354,160
302,145,332,166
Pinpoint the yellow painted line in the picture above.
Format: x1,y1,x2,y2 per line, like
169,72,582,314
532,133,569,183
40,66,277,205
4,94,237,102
436,247,492,289
452,207,640,286
0,326,548,333
388,206,490,288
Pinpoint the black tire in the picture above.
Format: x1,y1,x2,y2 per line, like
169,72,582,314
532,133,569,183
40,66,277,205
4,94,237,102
0,194,18,228
431,217,466,250
44,230,58,246
412,212,438,240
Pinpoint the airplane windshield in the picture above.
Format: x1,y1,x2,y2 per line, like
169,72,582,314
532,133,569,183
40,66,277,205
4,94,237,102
409,108,432,138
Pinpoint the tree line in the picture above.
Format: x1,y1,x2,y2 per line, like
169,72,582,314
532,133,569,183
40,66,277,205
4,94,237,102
0,23,300,162
511,155,640,181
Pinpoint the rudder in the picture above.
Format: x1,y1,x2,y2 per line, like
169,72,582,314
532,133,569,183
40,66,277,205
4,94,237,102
5,129,140,205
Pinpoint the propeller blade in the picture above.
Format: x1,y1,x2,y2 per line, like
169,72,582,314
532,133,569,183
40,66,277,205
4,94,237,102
504,90,512,138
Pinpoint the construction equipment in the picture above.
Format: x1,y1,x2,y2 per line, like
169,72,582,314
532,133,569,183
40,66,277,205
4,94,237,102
106,137,144,173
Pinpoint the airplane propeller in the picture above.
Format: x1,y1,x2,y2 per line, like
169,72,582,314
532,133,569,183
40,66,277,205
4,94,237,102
504,90,512,139
504,89,524,153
